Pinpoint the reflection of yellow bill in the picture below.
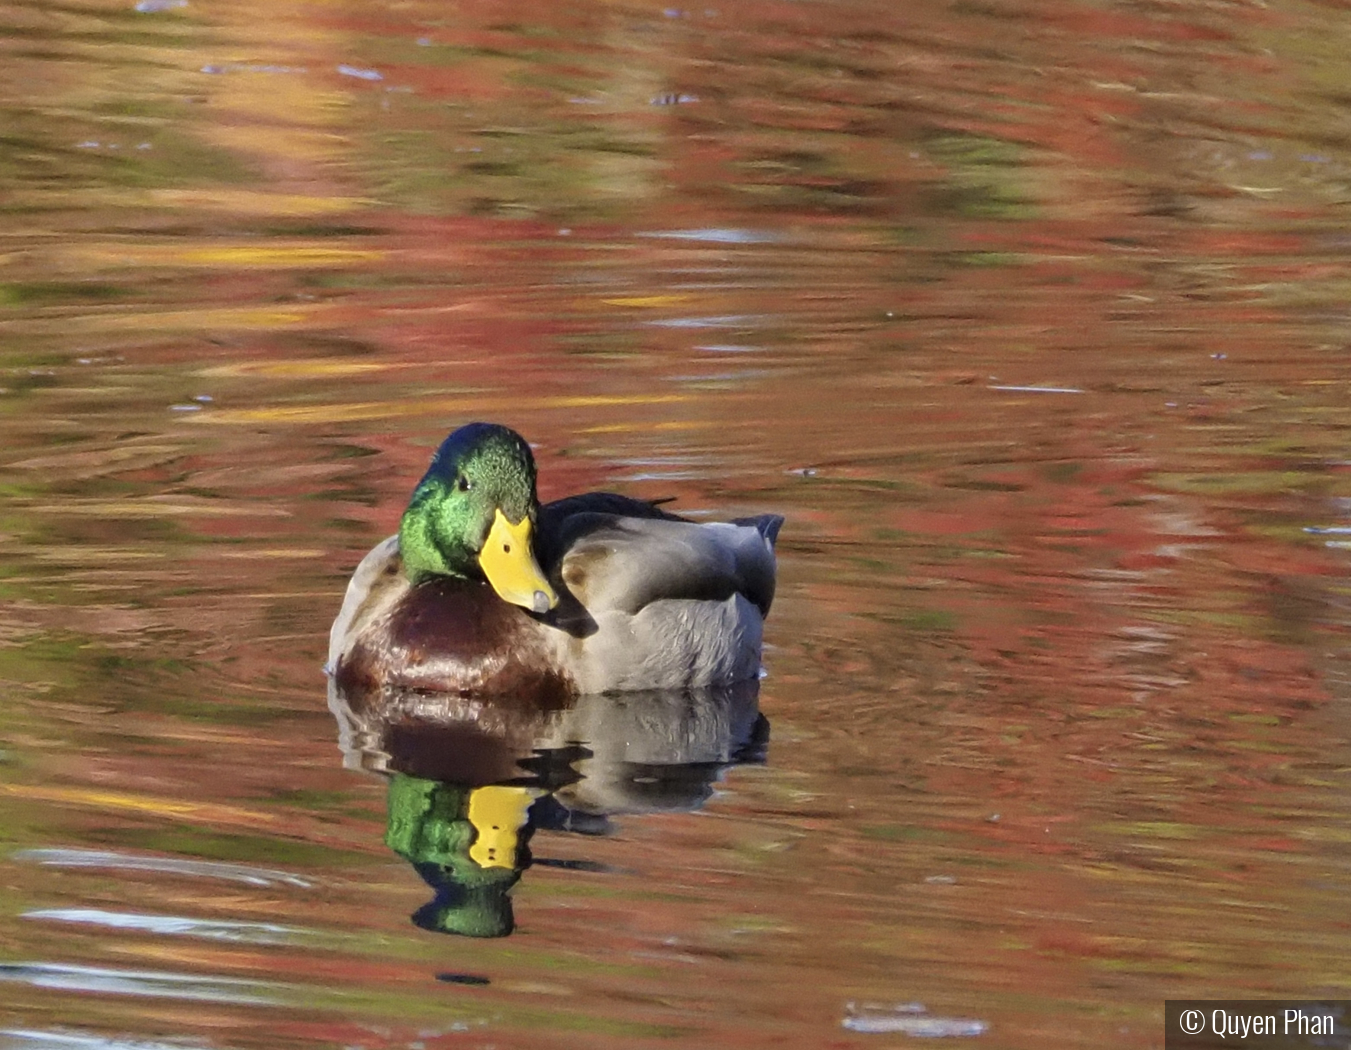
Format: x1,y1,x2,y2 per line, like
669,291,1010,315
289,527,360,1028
467,786,536,869
478,509,557,614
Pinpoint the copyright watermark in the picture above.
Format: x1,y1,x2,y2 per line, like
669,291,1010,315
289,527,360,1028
1179,1010,1206,1035
1165,1001,1348,1048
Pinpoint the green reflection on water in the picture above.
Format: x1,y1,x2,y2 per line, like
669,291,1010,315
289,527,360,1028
925,133,1039,220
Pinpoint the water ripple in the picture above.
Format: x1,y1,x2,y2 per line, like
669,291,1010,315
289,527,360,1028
22,908,300,945
644,314,766,329
637,228,780,243
0,964,280,1006
843,1003,989,1038
1,1029,216,1050
12,849,313,888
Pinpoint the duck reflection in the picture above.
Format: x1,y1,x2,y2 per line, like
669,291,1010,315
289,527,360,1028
330,679,767,937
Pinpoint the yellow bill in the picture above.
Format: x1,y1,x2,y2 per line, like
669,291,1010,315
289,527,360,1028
478,508,558,614
467,785,536,869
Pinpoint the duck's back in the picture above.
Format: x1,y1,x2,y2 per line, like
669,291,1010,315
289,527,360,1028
540,498,783,693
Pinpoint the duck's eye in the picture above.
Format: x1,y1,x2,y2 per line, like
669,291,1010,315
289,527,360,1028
502,543,511,553
457,475,472,492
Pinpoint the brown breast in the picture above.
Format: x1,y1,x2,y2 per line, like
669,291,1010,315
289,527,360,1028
334,575,576,707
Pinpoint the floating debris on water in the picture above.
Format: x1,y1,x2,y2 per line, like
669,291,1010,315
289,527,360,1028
134,0,187,11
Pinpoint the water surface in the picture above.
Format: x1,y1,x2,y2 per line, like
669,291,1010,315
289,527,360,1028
3,0,1351,1047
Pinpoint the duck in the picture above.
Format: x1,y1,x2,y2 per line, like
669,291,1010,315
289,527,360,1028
326,422,783,701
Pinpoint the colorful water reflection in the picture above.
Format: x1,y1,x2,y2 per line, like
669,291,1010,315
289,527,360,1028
2,0,1351,1047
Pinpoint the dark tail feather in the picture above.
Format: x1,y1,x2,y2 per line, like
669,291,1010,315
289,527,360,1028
734,514,784,549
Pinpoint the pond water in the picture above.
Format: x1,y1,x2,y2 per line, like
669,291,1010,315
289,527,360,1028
3,0,1351,1046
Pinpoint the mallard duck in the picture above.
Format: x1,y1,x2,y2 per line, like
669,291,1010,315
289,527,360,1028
327,423,783,699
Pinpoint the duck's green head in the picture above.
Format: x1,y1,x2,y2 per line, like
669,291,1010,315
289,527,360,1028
398,423,558,614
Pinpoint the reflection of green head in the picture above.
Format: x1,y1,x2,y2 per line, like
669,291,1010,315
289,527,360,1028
384,773,536,938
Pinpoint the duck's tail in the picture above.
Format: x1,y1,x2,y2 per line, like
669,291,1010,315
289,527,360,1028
734,514,785,550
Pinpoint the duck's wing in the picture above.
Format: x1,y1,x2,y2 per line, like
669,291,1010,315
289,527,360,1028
536,492,683,564
550,511,783,618
541,491,685,522
326,535,409,674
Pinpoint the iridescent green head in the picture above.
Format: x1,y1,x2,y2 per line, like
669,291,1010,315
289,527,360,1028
398,423,558,613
